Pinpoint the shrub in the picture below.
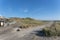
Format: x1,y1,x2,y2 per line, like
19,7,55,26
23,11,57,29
42,26,60,36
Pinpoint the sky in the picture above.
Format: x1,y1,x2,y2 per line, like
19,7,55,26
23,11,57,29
0,0,60,20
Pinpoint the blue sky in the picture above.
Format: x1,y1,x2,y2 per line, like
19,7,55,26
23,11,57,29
0,0,60,20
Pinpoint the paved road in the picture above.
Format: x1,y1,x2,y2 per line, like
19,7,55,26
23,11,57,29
0,22,53,40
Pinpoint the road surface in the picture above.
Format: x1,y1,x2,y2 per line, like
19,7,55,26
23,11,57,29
0,22,53,40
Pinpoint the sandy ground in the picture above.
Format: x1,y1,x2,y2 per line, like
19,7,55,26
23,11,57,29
0,22,53,40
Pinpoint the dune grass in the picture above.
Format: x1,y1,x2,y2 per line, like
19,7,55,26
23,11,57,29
7,17,46,28
42,22,60,36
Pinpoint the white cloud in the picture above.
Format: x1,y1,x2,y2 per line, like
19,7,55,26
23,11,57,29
24,9,28,13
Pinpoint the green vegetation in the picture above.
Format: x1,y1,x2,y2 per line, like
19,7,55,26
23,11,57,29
7,17,46,28
42,22,60,36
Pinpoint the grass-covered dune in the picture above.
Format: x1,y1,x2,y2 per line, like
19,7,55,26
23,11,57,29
42,22,60,36
7,17,46,28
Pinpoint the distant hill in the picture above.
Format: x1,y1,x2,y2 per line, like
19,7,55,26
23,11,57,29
7,17,45,28
0,16,48,28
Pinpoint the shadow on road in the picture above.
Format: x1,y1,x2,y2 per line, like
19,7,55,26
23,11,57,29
35,31,46,37
35,31,46,36
31,30,46,37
